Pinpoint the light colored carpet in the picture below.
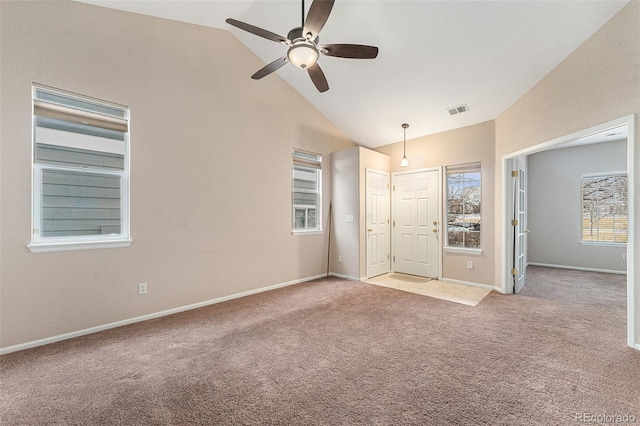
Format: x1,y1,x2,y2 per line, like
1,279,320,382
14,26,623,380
365,272,492,306
1,266,638,425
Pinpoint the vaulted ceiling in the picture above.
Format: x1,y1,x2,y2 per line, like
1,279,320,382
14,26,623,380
76,0,629,148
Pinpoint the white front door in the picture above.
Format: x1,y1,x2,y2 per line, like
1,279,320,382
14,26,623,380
393,170,440,278
366,169,390,278
512,159,528,293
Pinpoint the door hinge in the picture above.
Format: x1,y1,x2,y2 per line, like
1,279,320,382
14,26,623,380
393,220,395,227
393,256,396,262
393,185,395,191
512,170,519,177
511,219,518,226
388,254,390,260
33,228,40,234
511,268,518,275
387,183,390,189
387,219,390,224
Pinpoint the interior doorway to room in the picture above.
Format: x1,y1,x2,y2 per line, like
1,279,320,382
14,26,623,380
502,115,635,348
365,169,391,279
392,169,441,279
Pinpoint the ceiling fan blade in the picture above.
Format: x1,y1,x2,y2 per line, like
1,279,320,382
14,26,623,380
251,57,288,80
307,63,329,93
319,44,379,59
225,18,289,44
303,0,335,39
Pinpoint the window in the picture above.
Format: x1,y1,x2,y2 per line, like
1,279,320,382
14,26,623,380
581,173,627,244
446,163,481,249
29,85,130,252
292,149,321,233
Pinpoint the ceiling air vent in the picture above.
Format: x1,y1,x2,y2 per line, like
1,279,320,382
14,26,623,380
447,104,469,115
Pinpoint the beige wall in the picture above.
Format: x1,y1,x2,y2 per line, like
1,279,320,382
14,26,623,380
330,147,360,279
494,0,639,343
376,121,496,286
330,146,390,280
0,1,354,349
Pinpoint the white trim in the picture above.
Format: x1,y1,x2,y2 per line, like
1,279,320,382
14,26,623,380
0,273,326,355
501,114,636,350
328,272,361,281
625,116,635,349
528,262,626,275
444,247,483,255
580,241,627,247
440,277,495,291
28,239,132,253
292,229,323,236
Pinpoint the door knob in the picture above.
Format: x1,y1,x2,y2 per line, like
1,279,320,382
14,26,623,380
433,221,438,226
432,229,438,233
368,228,373,232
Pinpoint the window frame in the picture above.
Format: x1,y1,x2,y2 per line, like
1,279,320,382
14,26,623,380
444,163,482,255
580,171,628,247
292,149,322,235
28,84,131,253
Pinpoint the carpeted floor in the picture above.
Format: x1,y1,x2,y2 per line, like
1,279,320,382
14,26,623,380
1,266,638,425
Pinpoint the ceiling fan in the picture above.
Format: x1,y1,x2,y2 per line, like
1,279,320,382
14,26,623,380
226,0,379,93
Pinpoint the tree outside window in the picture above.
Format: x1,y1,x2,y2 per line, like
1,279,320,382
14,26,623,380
582,173,627,243
446,165,481,248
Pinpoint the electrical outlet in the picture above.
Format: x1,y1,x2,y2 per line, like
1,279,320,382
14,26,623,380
467,261,474,270
138,283,147,295
338,255,343,263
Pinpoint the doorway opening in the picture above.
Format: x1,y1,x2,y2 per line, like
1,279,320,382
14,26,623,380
501,114,636,348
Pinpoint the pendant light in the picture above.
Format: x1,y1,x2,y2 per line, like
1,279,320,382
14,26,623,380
400,123,410,167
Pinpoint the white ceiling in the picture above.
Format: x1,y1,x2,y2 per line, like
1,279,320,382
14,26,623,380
76,0,629,148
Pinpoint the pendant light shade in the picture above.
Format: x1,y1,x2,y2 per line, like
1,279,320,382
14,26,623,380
400,123,410,167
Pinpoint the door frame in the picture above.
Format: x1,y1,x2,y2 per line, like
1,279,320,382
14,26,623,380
500,114,636,349
391,167,443,279
365,168,391,279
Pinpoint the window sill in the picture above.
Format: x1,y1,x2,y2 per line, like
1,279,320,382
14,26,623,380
292,229,323,236
444,247,483,255
28,239,132,253
580,241,627,248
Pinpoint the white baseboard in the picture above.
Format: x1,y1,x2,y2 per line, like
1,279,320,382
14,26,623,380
0,273,327,356
440,277,496,291
328,272,361,281
528,262,626,275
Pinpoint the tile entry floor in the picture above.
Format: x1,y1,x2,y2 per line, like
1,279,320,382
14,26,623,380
363,273,492,306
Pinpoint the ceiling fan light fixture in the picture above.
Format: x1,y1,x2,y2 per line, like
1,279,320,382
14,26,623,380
287,42,319,69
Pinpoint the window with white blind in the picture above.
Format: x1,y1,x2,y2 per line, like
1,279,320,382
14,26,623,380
292,150,322,233
446,163,481,250
29,85,131,252
581,173,627,244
